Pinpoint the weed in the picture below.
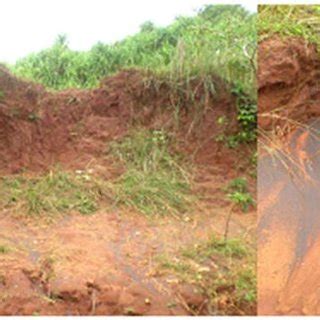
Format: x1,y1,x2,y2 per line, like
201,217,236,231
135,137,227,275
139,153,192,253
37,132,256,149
228,177,248,193
156,235,256,315
113,169,191,216
108,129,192,216
231,84,257,146
182,235,247,261
225,135,240,149
0,170,101,216
111,129,170,172
213,84,256,150
226,177,254,212
228,191,254,212
235,268,256,303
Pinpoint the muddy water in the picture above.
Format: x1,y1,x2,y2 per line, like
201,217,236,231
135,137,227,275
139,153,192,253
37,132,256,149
258,119,320,315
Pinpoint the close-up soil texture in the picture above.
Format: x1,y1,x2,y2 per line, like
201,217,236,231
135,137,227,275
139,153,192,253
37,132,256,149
0,5,257,316
258,5,320,315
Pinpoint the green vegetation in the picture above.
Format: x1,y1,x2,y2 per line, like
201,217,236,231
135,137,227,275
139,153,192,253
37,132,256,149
182,236,247,260
226,177,254,212
0,245,10,254
108,129,192,216
0,6,256,315
6,5,257,147
0,129,192,218
213,83,257,148
12,5,256,99
157,235,256,315
0,171,103,215
259,5,320,47
0,132,191,217
232,85,257,143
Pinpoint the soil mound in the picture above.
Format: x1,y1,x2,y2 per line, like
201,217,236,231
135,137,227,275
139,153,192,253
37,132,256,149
258,36,320,131
0,67,237,174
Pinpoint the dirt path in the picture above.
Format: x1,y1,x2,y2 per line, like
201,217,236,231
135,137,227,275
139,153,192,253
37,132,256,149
258,119,320,315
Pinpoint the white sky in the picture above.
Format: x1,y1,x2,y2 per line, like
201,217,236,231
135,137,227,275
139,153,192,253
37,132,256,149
0,0,256,63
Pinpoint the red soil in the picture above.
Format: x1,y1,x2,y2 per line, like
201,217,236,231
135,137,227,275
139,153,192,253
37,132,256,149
0,67,238,174
258,36,320,132
258,36,320,315
0,67,256,315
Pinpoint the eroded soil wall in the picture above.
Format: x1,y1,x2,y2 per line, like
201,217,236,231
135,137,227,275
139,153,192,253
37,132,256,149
258,36,320,315
258,37,320,131
0,67,237,174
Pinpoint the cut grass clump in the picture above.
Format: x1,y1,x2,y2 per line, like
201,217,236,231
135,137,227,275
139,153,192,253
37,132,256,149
109,128,192,216
156,235,256,315
0,171,101,216
259,5,320,48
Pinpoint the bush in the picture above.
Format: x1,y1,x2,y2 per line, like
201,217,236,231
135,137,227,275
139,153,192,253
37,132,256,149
12,5,256,99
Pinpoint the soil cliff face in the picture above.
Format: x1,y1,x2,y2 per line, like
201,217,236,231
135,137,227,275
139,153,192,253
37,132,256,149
0,67,237,174
258,37,320,315
258,37,320,131
0,67,256,316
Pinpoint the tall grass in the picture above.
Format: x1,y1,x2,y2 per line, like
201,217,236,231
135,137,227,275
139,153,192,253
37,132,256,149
12,5,256,98
259,5,320,47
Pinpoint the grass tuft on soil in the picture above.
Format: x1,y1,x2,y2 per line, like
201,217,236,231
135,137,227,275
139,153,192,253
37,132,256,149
108,128,193,216
156,235,256,315
259,5,320,48
0,129,193,218
0,170,104,216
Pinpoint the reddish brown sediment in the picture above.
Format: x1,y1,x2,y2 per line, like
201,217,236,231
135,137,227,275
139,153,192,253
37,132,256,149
0,67,256,315
258,36,320,132
0,66,239,174
277,235,320,314
0,207,256,316
258,36,320,315
258,124,320,315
